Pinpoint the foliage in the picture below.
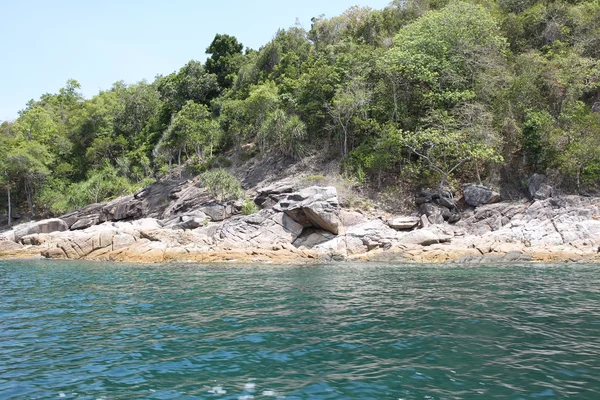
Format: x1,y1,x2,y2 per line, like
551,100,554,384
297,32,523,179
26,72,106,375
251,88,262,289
200,169,244,201
4,0,600,219
241,199,259,215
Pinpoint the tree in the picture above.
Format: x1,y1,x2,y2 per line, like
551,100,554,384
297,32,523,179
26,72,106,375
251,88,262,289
5,141,53,216
381,2,507,115
329,78,371,157
206,34,244,89
383,110,502,193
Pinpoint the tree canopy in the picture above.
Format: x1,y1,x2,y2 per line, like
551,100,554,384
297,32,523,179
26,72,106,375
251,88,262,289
3,0,600,218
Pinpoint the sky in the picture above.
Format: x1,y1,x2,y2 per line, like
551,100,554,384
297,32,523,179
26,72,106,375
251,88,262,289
0,0,391,121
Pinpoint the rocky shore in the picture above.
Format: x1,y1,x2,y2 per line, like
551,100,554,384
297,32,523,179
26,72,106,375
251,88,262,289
2,177,600,264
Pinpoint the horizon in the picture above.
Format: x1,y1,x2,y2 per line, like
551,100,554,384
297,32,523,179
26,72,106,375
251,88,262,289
0,0,391,121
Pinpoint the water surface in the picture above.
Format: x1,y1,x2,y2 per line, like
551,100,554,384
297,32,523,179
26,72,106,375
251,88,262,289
1,260,599,399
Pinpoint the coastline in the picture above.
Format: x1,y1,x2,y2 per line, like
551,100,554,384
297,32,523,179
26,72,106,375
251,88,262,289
2,183,600,265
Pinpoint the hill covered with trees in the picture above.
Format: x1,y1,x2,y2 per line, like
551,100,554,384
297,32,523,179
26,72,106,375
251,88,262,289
2,0,600,222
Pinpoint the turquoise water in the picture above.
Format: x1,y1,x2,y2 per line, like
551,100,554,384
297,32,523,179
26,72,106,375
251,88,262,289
1,261,599,399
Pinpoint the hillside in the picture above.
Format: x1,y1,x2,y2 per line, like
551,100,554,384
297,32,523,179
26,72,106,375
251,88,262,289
2,0,600,225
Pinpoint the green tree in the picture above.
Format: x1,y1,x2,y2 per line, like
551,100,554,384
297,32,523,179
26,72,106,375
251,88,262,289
206,34,244,89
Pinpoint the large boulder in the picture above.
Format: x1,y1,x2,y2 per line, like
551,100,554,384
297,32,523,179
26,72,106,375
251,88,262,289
274,186,342,234
463,184,501,207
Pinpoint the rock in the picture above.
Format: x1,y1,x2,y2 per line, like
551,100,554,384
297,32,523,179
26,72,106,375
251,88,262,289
401,228,453,246
420,214,430,228
534,183,553,200
13,222,40,242
274,186,342,235
71,216,99,230
112,233,136,251
101,195,143,221
0,240,23,252
401,230,441,246
171,217,208,230
463,184,501,207
217,209,304,247
200,203,234,222
527,173,552,200
37,218,68,234
388,216,420,230
293,229,336,248
339,210,367,227
255,182,295,209
434,196,457,210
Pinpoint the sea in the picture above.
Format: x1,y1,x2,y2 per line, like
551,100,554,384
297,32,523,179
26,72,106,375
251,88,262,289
1,260,599,399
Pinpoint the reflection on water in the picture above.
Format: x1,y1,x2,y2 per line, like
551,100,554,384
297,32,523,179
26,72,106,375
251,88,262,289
1,261,600,399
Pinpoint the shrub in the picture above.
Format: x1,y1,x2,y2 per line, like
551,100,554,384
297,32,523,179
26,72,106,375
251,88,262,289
200,169,244,201
241,199,259,215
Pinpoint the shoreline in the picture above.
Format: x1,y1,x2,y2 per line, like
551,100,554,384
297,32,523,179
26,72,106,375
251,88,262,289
2,184,600,266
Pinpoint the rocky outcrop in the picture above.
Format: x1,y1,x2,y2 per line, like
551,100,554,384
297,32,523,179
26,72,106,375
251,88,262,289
274,186,342,234
2,180,600,264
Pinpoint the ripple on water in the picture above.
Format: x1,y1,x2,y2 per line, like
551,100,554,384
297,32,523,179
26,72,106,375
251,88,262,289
0,261,599,399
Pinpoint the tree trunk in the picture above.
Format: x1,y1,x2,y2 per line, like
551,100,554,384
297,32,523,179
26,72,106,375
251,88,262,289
178,148,182,179
168,157,172,179
7,185,11,227
25,184,34,217
343,128,348,158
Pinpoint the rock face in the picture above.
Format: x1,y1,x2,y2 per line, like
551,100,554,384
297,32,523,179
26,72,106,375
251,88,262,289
463,184,501,207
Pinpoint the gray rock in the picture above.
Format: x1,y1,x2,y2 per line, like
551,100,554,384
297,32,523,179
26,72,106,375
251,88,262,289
13,222,40,242
534,183,553,200
274,186,342,235
420,203,450,224
527,174,551,200
388,216,420,230
71,216,99,230
401,229,452,246
254,182,295,209
293,229,336,248
463,184,501,207
200,203,234,222
434,196,457,210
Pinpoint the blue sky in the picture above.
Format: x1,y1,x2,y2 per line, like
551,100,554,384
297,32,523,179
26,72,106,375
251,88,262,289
0,0,391,121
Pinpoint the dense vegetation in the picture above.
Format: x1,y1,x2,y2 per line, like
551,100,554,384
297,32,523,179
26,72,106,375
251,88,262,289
2,0,600,222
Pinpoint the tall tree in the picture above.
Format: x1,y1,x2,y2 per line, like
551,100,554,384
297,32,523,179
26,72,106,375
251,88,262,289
206,34,244,89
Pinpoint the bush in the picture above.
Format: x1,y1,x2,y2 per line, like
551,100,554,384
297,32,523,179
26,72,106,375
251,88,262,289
241,199,259,215
36,167,152,214
200,169,244,201
185,156,233,177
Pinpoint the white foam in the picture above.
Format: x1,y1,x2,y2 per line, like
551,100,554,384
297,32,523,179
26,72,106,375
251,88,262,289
208,385,227,395
244,383,256,391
